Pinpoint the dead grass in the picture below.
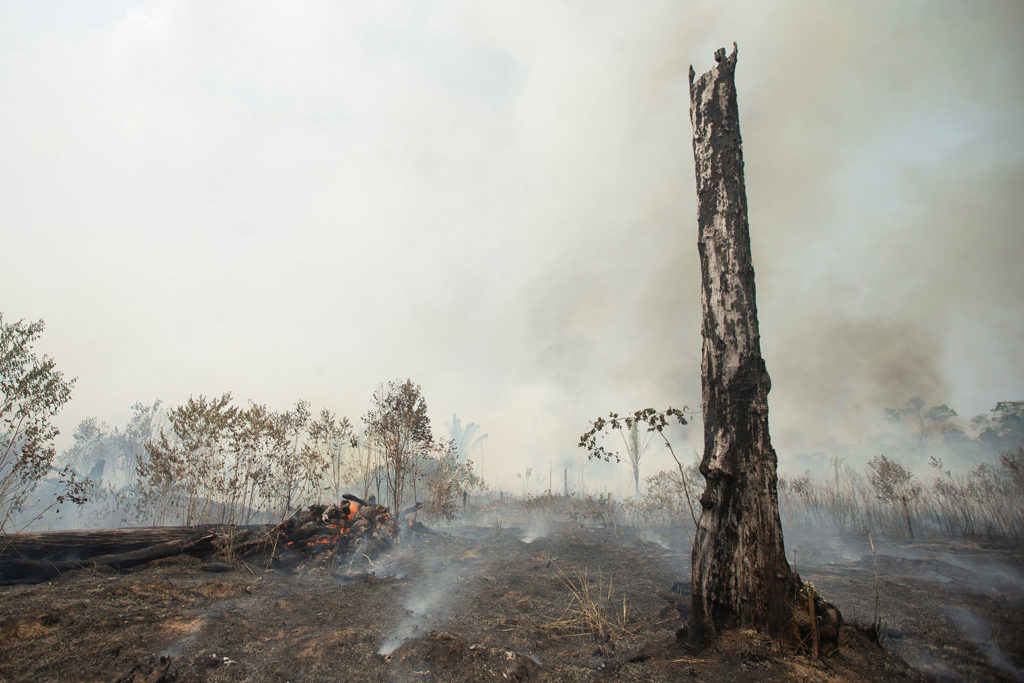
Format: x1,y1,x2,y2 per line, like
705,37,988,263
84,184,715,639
780,448,1024,538
0,615,60,642
540,553,638,641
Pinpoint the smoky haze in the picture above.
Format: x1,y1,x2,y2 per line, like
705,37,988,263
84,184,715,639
2,1,1022,492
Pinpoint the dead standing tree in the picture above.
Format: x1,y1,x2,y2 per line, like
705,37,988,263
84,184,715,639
686,45,838,648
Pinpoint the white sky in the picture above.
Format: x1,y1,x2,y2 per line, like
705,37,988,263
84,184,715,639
3,1,1022,493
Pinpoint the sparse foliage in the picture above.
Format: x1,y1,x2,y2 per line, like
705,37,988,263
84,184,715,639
972,401,1024,453
272,399,314,518
363,379,432,511
1,315,84,532
137,393,237,525
639,466,701,527
579,407,694,523
866,455,920,504
422,438,483,521
779,450,1024,537
309,409,357,502
885,396,960,439
518,466,532,496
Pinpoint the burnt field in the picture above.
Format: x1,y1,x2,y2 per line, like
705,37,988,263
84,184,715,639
1,520,1020,682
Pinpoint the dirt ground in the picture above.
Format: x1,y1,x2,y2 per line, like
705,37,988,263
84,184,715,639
0,523,1019,682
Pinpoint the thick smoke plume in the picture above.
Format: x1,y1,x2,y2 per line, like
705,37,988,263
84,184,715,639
1,2,1021,490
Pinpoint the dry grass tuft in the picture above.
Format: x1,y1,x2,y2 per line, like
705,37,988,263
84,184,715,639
541,554,637,641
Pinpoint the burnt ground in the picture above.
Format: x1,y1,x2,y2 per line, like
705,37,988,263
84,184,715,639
786,531,1024,682
0,524,1020,682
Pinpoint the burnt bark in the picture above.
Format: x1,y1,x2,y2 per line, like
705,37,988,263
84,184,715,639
0,527,209,562
687,44,801,641
0,531,216,585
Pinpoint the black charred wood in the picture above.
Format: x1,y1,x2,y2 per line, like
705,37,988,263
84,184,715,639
286,523,321,542
399,503,424,517
113,654,172,683
0,532,216,585
0,527,206,562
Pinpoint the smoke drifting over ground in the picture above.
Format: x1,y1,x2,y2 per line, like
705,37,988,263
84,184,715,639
377,549,476,655
1,2,1022,490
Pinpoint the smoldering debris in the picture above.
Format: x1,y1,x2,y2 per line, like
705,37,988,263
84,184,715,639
0,494,427,586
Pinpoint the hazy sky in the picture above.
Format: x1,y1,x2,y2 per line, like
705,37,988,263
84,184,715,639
3,1,1022,492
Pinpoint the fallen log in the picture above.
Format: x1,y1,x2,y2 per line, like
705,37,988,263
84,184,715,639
0,532,217,585
0,494,409,584
0,527,208,562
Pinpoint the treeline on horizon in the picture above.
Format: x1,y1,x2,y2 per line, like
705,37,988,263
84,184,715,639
28,395,1024,539
4,313,1022,538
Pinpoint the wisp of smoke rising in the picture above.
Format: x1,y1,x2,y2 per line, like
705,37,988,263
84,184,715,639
947,607,1024,681
377,552,475,655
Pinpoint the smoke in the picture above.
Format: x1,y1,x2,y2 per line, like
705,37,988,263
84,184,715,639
637,530,675,552
520,518,550,545
0,2,1022,492
881,546,1024,600
377,547,478,655
947,607,1024,682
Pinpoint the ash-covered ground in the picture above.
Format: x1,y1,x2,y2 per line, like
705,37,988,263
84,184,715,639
784,530,1024,682
0,519,1019,681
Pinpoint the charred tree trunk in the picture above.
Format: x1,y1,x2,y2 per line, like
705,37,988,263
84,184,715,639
687,44,801,642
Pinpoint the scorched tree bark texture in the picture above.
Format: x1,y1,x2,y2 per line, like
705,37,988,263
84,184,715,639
688,44,799,640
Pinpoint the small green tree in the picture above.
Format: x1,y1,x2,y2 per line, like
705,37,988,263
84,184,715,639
579,407,693,514
1,315,84,532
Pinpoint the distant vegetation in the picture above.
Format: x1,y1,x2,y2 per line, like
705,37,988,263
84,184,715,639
10,376,484,531
772,397,1024,538
4,313,1022,540
778,448,1024,538
570,400,1024,540
504,445,1024,544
